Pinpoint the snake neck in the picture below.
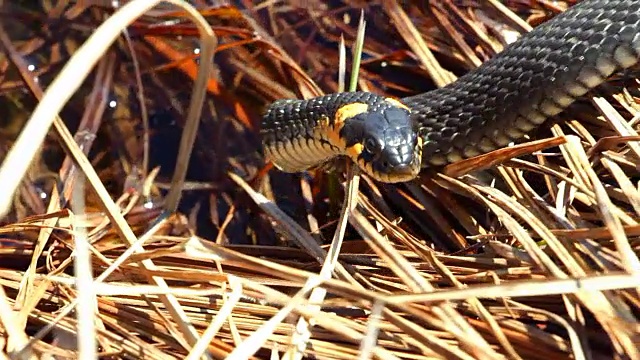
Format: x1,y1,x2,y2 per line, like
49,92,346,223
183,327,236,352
261,92,397,172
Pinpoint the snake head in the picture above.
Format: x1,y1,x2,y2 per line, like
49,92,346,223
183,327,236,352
338,100,422,183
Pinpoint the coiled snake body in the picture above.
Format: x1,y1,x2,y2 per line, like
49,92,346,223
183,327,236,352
261,0,640,183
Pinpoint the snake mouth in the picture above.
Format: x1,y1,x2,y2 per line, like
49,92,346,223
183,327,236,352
354,140,422,183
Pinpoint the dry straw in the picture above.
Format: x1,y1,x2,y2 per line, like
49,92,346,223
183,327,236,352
0,1,639,360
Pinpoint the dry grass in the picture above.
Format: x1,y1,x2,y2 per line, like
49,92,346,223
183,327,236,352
0,1,639,359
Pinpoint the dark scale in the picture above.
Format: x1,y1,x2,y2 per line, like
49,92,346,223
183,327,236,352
403,0,640,167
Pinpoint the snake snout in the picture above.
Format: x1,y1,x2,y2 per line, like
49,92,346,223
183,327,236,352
371,126,421,181
341,105,422,183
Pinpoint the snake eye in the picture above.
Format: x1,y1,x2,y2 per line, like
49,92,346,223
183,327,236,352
364,138,380,154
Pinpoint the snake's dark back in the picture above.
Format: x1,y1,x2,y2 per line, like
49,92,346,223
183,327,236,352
403,0,640,167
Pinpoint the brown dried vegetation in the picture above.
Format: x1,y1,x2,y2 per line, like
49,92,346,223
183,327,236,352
0,1,638,359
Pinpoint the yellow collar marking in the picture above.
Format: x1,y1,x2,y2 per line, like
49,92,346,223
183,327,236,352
327,102,370,151
384,97,410,111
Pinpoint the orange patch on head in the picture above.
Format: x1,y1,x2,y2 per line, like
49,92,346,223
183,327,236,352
326,124,345,149
384,97,410,111
335,103,369,124
326,103,370,150
346,143,364,161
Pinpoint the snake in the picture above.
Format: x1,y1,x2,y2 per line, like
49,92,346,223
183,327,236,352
261,0,640,183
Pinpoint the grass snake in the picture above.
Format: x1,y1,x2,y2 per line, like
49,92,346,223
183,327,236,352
261,0,640,183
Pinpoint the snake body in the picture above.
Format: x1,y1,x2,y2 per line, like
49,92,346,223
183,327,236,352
261,0,640,183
